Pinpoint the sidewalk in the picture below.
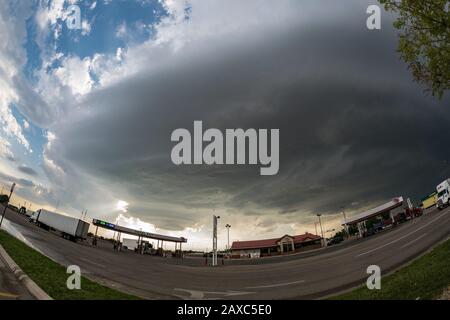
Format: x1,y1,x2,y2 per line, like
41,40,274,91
0,253,34,300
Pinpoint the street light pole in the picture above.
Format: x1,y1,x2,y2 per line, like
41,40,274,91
225,224,231,252
212,215,220,266
341,206,349,239
317,213,326,247
0,182,16,228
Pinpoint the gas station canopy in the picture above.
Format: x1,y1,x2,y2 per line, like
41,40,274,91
342,197,404,226
92,218,187,243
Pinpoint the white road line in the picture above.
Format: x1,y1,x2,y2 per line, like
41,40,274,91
245,279,305,289
79,257,105,268
173,288,254,300
400,233,428,249
356,211,448,257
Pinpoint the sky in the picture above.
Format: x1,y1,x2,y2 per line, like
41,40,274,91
0,0,449,251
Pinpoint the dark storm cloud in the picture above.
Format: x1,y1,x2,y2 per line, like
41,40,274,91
46,1,450,229
0,170,35,188
17,165,38,176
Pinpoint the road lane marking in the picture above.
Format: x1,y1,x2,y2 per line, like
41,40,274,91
79,257,105,268
400,233,428,249
245,279,305,289
173,288,254,300
356,210,448,257
0,291,18,299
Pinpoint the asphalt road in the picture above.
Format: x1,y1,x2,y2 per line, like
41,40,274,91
1,205,449,300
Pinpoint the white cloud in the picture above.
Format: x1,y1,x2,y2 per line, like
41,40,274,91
0,1,33,151
53,56,94,96
0,136,14,160
115,22,127,39
81,20,91,36
116,200,129,213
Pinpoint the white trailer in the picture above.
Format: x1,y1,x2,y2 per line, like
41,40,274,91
436,179,450,209
122,238,138,251
35,209,90,241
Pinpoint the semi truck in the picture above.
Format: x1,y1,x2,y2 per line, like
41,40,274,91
122,238,138,251
31,209,90,242
436,179,450,210
121,239,155,254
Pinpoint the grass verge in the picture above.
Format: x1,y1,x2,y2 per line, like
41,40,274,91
330,238,450,300
0,230,140,300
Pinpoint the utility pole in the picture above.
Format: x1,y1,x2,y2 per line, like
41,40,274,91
317,213,326,247
314,222,318,236
341,206,349,239
0,182,16,227
212,215,220,266
225,224,231,252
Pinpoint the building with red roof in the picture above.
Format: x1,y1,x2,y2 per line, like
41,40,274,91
231,232,322,258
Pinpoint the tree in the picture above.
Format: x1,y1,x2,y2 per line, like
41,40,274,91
348,224,359,236
379,0,449,98
0,195,9,204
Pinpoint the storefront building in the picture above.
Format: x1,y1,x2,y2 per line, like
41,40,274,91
231,233,322,259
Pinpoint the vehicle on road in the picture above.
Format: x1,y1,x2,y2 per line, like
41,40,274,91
436,179,450,210
7,204,19,212
405,206,423,218
421,192,437,209
122,238,138,251
31,209,90,242
328,236,343,246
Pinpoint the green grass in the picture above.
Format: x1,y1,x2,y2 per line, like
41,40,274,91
0,230,141,300
330,238,450,300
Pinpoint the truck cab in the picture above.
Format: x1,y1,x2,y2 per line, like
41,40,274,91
29,211,39,223
436,179,450,210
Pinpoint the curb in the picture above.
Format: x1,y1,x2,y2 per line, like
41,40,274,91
0,244,53,300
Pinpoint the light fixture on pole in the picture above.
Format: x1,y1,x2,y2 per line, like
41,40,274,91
0,182,16,228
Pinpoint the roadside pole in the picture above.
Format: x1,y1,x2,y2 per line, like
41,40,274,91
225,224,231,253
342,207,349,239
212,215,220,266
0,182,16,228
317,213,326,247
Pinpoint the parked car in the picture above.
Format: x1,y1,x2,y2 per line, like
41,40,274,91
328,236,344,246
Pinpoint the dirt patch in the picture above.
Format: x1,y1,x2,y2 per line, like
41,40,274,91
437,285,450,300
